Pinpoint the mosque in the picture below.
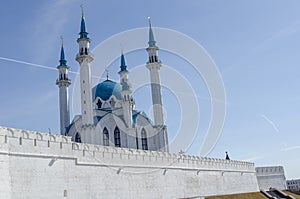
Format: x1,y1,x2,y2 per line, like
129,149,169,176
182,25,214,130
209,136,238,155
56,11,168,151
0,9,262,199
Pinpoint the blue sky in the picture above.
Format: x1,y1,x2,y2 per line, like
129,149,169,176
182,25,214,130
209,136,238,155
0,0,299,179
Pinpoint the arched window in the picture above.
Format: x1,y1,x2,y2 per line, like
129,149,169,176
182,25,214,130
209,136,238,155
96,99,102,109
114,127,121,147
103,127,109,146
75,133,81,143
110,98,115,108
141,128,148,150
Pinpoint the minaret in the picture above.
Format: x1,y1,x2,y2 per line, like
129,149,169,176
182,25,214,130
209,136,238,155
146,18,164,126
118,50,133,127
146,18,169,152
76,7,94,126
56,38,71,135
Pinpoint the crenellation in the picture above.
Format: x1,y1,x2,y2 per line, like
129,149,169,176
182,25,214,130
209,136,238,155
0,126,256,174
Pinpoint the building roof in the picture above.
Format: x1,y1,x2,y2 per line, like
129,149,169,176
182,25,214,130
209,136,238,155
204,192,267,199
132,111,153,127
93,80,122,101
203,191,300,199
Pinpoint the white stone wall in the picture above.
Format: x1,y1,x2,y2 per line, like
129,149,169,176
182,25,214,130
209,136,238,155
0,141,11,199
0,126,259,199
256,166,287,190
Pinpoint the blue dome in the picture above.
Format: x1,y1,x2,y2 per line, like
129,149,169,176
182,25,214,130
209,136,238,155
93,80,122,101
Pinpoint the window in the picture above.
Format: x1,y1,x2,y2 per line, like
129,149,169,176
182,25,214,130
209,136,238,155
114,127,121,147
75,133,81,143
110,98,115,108
96,99,102,109
141,128,148,150
103,127,109,146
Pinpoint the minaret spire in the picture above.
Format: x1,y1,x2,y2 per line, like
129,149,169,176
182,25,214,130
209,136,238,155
79,5,88,39
120,49,127,72
56,37,71,135
59,36,67,66
148,17,156,47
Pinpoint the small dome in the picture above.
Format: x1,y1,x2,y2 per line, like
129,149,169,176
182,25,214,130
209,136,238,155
93,80,122,101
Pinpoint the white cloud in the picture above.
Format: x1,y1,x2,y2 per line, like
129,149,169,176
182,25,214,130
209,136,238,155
282,145,300,152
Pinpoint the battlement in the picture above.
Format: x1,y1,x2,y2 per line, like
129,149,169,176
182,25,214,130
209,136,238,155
0,125,255,173
256,166,285,176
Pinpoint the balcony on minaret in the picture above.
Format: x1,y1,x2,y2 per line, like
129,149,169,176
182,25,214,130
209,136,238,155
56,78,71,86
148,55,161,64
56,73,71,86
76,48,94,62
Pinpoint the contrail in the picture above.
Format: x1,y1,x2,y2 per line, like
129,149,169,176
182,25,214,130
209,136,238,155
0,56,79,75
0,56,112,81
261,114,280,133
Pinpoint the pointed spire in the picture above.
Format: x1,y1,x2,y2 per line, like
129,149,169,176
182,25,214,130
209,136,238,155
148,17,156,47
105,68,109,80
59,36,67,66
79,5,88,39
120,49,128,72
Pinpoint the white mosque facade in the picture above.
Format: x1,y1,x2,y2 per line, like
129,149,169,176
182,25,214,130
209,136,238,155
58,13,168,152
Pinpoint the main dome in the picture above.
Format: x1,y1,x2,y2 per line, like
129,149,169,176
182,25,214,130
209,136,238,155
93,80,122,101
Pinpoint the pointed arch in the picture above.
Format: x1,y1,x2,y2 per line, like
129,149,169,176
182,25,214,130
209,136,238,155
96,99,102,109
75,132,81,143
141,128,148,150
110,98,115,108
103,127,109,146
114,127,121,147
